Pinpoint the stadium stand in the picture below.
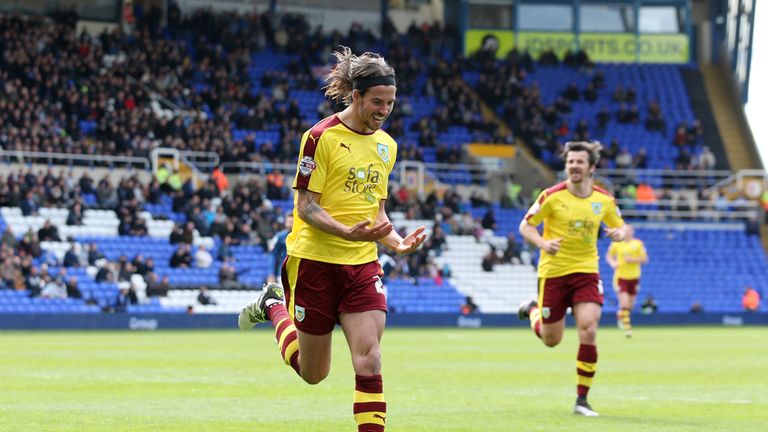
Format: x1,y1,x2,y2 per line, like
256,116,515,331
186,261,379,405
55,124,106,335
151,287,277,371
0,2,766,320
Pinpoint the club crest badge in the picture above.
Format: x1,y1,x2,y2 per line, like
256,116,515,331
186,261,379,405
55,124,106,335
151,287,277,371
541,307,551,319
591,202,602,215
295,305,306,322
377,143,389,163
298,156,316,177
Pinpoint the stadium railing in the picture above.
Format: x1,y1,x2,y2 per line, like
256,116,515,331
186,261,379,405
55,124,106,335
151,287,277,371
616,198,759,221
0,149,150,170
595,168,734,190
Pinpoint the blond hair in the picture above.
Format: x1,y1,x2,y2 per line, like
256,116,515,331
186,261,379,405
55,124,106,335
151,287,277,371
324,46,395,105
561,141,603,167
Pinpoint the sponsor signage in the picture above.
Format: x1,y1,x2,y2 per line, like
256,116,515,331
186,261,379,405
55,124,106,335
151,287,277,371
465,30,689,63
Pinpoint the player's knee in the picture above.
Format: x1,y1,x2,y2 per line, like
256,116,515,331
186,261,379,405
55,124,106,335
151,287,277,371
301,369,329,385
542,334,562,347
578,326,597,343
353,348,382,374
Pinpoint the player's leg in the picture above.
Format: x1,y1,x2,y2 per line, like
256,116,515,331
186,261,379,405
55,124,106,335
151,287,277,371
238,256,336,382
613,276,623,329
571,273,603,416
295,331,333,384
519,277,566,347
617,279,638,337
339,262,389,432
617,289,631,335
341,310,387,432
573,301,601,416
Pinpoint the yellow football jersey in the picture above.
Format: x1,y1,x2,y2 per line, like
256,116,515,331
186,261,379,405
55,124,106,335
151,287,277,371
525,182,624,278
287,115,398,265
608,239,647,280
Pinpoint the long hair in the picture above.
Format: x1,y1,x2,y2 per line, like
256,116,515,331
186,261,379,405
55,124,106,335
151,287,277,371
324,46,395,106
561,141,603,167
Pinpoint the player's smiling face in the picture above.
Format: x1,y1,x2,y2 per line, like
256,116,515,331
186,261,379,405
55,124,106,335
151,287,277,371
565,150,594,183
354,85,396,133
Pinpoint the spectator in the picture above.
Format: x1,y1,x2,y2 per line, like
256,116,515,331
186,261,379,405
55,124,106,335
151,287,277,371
502,233,522,264
481,208,497,231
20,190,39,216
195,245,213,269
132,254,148,276
146,274,170,297
424,224,447,257
25,266,44,296
481,245,499,272
502,175,524,209
66,277,83,299
95,262,115,283
41,272,66,299
742,286,761,312
197,286,217,305
641,295,658,314
218,235,234,261
19,230,42,258
1,227,16,249
460,296,479,315
697,146,716,170
615,149,633,170
38,220,61,242
218,260,239,289
170,244,193,268
66,203,84,226
689,301,703,313
114,286,138,312
181,221,195,245
268,215,293,282
63,245,81,267
87,243,105,266
169,224,185,244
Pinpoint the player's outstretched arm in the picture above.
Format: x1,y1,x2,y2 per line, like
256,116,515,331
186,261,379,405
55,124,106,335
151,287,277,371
604,225,628,242
519,219,562,255
297,189,393,242
375,200,426,254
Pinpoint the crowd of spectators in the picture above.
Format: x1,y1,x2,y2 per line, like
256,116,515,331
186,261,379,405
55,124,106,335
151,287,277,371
1,6,497,173
463,41,711,171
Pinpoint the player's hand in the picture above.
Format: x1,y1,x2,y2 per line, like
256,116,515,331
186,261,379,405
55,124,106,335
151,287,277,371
604,227,625,242
395,225,427,255
541,237,562,255
345,220,394,242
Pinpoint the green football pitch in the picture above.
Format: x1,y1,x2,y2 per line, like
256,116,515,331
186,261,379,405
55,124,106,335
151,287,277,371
1,327,766,431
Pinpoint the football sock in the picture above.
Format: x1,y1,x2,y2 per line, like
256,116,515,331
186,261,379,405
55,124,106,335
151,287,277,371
529,306,542,339
620,308,632,333
354,374,386,432
267,304,300,375
577,344,597,398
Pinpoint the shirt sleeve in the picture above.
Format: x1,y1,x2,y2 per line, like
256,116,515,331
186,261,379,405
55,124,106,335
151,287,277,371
524,190,550,226
639,241,648,260
603,198,624,228
293,132,328,194
383,140,397,199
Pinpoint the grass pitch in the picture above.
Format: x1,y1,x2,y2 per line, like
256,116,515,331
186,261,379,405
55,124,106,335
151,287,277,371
0,326,766,431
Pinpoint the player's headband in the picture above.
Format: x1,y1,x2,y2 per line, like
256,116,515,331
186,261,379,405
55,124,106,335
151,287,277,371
352,75,396,92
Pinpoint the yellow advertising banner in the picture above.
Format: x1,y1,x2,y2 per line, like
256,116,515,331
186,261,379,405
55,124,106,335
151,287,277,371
578,33,637,62
516,32,575,58
638,34,689,63
464,29,515,59
465,30,689,63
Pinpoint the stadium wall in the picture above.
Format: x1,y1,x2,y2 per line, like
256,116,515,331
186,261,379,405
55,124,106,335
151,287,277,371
1,312,765,330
